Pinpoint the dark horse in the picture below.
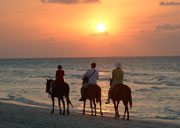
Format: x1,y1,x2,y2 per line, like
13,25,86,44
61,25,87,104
109,79,132,120
81,85,103,116
46,79,73,115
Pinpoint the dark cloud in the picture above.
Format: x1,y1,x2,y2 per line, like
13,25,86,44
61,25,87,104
156,24,180,31
159,1,180,6
41,0,99,4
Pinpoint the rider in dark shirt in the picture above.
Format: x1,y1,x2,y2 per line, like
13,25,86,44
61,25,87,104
55,65,64,83
50,65,64,94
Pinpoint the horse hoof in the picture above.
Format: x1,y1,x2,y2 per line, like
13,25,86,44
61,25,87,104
114,117,117,119
127,118,129,121
101,113,103,116
122,118,125,120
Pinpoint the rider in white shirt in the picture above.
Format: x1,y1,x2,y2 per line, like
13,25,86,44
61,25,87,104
79,63,99,101
83,68,98,85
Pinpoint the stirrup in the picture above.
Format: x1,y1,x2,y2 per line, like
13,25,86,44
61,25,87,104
79,97,85,101
105,99,110,104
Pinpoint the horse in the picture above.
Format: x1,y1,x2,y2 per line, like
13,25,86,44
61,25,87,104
80,85,103,116
46,79,73,115
109,79,132,120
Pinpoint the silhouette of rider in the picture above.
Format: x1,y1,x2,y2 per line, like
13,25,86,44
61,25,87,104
79,63,99,101
105,62,124,104
50,65,64,93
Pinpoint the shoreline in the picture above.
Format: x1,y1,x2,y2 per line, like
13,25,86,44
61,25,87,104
0,100,179,128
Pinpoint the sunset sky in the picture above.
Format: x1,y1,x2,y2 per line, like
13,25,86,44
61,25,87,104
0,0,180,58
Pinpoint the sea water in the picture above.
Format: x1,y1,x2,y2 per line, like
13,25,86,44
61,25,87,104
0,57,180,122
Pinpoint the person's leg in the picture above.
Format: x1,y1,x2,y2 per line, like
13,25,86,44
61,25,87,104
105,82,116,104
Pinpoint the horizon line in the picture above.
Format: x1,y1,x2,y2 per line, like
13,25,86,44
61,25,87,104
0,55,180,60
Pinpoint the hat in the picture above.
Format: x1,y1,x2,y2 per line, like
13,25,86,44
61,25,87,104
115,62,122,68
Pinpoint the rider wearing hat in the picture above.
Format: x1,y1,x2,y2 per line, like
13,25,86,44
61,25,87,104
105,62,124,104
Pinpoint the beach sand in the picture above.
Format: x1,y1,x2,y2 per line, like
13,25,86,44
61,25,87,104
0,100,179,128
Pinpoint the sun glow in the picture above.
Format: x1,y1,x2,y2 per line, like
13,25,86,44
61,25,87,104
96,23,106,32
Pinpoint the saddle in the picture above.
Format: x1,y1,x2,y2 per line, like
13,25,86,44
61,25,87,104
111,83,124,93
51,81,66,93
81,84,99,100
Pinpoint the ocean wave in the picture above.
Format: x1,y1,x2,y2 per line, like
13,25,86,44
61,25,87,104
135,88,149,92
136,86,167,92
155,116,178,120
133,80,159,85
151,86,166,90
133,80,179,87
161,81,180,87
125,72,150,77
68,74,83,79
7,94,50,107
41,75,54,79
99,77,110,81
152,75,168,81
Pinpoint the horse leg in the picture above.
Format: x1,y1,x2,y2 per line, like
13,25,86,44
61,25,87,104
92,99,96,116
99,100,103,116
99,101,103,116
126,103,130,120
58,98,62,114
90,99,93,116
51,97,54,114
122,100,127,120
113,100,117,119
66,98,70,115
117,100,120,118
83,99,86,115
62,98,65,115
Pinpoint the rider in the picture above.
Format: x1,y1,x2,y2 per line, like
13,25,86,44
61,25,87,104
105,62,124,104
79,63,99,101
55,65,64,84
50,65,64,93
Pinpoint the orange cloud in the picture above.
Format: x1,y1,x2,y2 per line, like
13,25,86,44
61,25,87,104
41,0,100,4
159,1,180,6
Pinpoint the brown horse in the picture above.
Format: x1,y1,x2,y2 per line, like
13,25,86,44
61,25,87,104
109,79,132,120
46,79,73,115
81,85,103,116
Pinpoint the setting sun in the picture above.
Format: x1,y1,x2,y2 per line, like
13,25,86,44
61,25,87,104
96,23,106,32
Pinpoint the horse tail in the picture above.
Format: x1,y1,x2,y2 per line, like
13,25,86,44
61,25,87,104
66,97,73,108
128,88,132,109
96,86,101,103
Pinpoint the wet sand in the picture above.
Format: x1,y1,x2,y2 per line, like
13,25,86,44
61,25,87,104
0,100,179,128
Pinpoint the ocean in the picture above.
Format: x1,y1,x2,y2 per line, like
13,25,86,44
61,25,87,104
0,57,180,122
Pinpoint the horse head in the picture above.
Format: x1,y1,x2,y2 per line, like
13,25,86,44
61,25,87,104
46,79,53,93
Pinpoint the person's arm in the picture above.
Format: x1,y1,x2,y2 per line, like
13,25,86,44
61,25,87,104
83,70,89,77
56,70,58,79
96,70,99,79
122,71,124,80
62,70,65,76
112,70,114,80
